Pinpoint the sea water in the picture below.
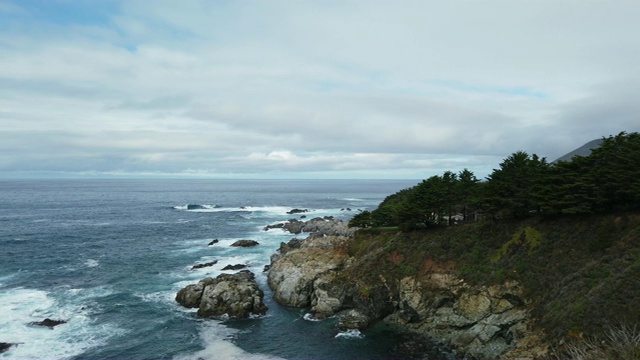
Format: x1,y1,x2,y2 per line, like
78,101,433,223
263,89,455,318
0,179,442,360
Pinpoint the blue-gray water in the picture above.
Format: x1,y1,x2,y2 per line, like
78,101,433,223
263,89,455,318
0,179,453,360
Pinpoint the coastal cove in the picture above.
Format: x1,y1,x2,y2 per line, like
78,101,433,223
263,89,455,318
0,179,427,359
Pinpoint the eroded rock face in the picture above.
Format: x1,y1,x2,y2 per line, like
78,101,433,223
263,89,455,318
267,236,350,307
264,218,354,238
388,276,547,359
176,271,267,319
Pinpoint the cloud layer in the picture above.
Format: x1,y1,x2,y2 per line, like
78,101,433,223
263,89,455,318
1,0,639,179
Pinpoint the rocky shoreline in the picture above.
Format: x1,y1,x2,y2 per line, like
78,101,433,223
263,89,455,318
264,218,548,359
176,215,548,359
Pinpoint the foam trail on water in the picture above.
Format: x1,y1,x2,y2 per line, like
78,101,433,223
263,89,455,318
0,287,124,359
173,322,285,360
335,329,365,339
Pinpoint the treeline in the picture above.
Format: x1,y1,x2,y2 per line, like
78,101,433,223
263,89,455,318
349,132,640,230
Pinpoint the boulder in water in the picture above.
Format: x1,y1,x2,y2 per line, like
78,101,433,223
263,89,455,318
207,239,219,246
191,261,218,270
0,343,17,354
222,264,247,271
176,270,268,319
30,318,67,329
230,240,259,247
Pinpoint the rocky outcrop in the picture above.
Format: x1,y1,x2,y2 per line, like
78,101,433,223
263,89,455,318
176,270,267,319
221,264,247,271
191,260,218,270
386,276,547,359
266,234,547,359
267,236,350,307
287,208,309,214
30,318,67,329
0,343,17,354
263,217,355,238
230,240,259,247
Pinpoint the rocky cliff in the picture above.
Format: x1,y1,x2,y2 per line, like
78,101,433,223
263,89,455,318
267,230,548,359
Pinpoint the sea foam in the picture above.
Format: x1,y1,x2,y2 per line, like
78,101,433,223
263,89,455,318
0,287,124,359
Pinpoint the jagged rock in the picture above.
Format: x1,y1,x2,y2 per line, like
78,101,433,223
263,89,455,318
263,264,271,272
176,271,267,319
310,271,353,318
191,261,218,270
207,239,219,246
197,271,268,318
30,318,67,329
222,264,247,271
267,236,350,307
287,208,309,214
269,218,354,237
230,240,259,247
263,223,285,231
278,238,303,255
338,309,371,330
176,277,216,308
0,343,17,353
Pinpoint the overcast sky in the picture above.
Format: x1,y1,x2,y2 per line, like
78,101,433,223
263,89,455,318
1,0,639,179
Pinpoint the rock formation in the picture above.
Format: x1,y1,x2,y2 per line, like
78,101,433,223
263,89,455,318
0,343,17,354
190,261,218,270
30,318,67,329
176,270,267,319
263,217,355,238
267,236,350,307
230,239,259,247
265,223,547,359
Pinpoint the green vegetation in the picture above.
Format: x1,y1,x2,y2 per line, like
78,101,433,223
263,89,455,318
345,131,640,346
349,132,640,229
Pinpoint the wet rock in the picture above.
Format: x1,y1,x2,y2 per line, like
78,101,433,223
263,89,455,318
263,223,285,231
338,309,371,330
222,264,247,271
230,240,259,247
0,343,17,354
207,239,219,246
176,271,267,319
191,261,218,270
287,208,309,214
30,318,67,329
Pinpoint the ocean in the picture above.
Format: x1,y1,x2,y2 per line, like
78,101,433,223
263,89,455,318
0,179,442,360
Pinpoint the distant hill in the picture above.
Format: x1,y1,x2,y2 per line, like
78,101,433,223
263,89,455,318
553,138,603,163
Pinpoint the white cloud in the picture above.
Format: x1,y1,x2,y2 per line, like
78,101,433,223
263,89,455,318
0,0,638,178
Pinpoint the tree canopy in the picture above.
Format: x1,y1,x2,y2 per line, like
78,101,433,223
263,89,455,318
349,132,640,229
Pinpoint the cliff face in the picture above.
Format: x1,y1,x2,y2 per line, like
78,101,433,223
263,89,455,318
267,213,640,359
267,235,546,359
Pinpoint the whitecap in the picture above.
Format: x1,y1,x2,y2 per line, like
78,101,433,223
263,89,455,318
84,259,99,268
302,313,322,322
335,329,365,339
0,287,124,359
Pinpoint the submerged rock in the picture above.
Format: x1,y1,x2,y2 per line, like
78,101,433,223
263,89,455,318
0,343,17,354
30,318,67,329
191,261,218,270
176,271,267,319
221,264,247,271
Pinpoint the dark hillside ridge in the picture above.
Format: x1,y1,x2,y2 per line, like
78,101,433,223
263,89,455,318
553,138,603,162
